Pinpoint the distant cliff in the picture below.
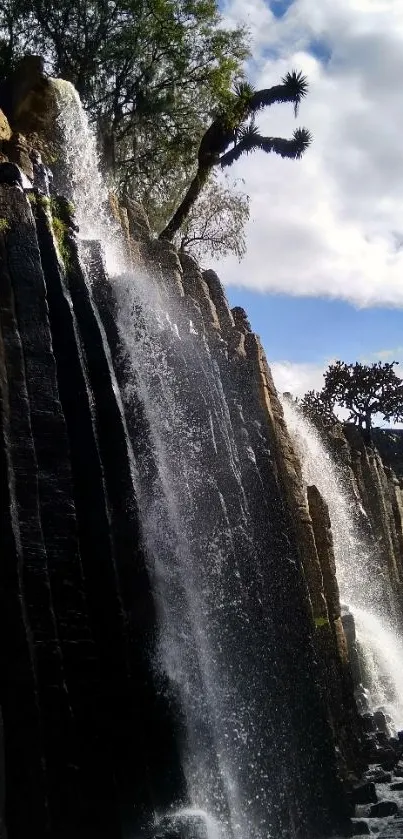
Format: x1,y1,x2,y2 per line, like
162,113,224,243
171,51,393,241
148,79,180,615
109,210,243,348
325,424,403,623
373,428,403,485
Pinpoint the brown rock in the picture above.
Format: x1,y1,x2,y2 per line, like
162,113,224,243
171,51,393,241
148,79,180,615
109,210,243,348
232,306,252,334
0,109,11,142
141,238,184,299
0,57,59,166
180,253,220,333
307,484,341,622
3,132,33,180
203,269,235,336
122,196,151,241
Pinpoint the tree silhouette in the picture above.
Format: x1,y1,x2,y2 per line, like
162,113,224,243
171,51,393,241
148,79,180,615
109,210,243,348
159,70,312,241
299,389,338,433
323,361,403,436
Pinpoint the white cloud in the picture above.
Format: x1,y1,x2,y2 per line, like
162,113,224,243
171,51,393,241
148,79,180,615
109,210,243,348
215,0,403,306
271,360,326,397
359,346,403,363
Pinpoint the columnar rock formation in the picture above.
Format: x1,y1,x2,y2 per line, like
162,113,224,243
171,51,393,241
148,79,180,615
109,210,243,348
324,424,403,623
0,55,382,839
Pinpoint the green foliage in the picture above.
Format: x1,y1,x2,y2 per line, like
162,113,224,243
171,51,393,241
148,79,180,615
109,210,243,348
50,196,74,217
323,360,403,432
51,215,72,269
0,5,311,259
0,0,248,243
314,616,330,628
176,174,250,261
0,216,9,232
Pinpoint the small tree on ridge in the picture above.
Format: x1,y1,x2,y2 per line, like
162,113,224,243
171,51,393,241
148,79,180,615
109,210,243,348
323,360,403,435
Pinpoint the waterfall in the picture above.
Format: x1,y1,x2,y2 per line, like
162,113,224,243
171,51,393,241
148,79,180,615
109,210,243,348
50,79,124,273
354,608,403,729
282,399,403,729
51,82,299,839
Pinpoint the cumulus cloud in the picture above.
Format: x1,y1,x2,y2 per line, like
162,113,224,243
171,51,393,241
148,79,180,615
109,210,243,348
215,0,403,306
271,360,326,397
359,346,403,364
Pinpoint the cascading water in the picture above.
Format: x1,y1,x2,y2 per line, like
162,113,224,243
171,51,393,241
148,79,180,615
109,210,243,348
281,399,403,729
50,83,299,839
50,79,124,272
113,272,260,839
46,78,355,839
353,608,403,728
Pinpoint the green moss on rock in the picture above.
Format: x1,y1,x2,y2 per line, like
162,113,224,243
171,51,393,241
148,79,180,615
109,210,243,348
51,215,72,269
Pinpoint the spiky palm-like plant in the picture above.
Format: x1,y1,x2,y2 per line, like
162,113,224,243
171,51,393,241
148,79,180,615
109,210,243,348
159,70,312,241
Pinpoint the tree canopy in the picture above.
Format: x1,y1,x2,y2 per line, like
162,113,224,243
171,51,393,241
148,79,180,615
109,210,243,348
176,174,250,261
0,3,312,257
322,360,403,433
300,361,403,437
299,389,338,433
0,0,249,236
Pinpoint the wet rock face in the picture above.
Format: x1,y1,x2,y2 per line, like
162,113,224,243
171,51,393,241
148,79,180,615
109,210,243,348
0,177,354,839
0,185,186,838
339,425,403,616
0,73,363,835
369,800,398,817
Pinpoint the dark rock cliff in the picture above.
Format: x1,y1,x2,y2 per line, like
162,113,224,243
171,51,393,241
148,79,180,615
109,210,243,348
0,59,368,839
323,424,403,623
373,429,403,484
0,183,187,839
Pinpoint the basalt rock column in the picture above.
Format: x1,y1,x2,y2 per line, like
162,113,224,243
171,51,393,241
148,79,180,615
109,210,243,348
92,220,353,837
0,182,96,838
307,485,364,775
222,324,355,824
0,183,186,837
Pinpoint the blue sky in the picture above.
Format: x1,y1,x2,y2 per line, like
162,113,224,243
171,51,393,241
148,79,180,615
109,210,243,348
226,288,403,395
226,290,403,365
270,0,294,19
217,0,403,398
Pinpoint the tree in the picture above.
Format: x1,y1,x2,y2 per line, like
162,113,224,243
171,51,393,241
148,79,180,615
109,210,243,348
323,361,403,435
175,174,250,261
299,389,338,433
0,0,249,232
159,70,312,241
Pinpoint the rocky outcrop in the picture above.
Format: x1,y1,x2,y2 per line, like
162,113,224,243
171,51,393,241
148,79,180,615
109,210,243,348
0,186,186,838
0,61,370,839
0,110,11,143
332,425,403,621
373,429,403,483
98,217,360,824
237,342,363,775
307,485,363,774
0,57,58,171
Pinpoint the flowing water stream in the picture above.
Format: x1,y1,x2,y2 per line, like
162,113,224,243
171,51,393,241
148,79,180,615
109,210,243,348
52,79,295,839
282,399,403,730
50,77,402,839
